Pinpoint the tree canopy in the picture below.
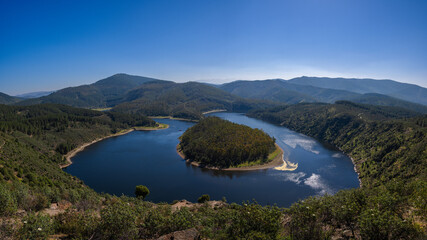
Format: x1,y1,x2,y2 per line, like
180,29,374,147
179,117,275,168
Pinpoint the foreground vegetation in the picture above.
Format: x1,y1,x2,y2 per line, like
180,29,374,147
0,102,426,239
179,117,276,168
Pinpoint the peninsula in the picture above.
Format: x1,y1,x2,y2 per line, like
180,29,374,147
178,117,281,170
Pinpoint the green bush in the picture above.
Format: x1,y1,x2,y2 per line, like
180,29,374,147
198,194,210,203
100,199,138,239
135,185,150,199
19,213,53,240
139,205,171,238
55,210,99,239
0,184,17,216
226,202,282,240
359,208,420,240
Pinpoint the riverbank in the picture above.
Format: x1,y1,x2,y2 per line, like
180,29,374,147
337,147,362,187
134,123,169,131
60,124,169,169
149,116,198,122
202,109,227,115
176,143,285,171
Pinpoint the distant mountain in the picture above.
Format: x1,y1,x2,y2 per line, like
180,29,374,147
347,93,427,114
220,79,360,104
218,79,427,113
288,76,427,106
16,91,54,99
17,74,162,108
112,81,279,119
0,92,22,104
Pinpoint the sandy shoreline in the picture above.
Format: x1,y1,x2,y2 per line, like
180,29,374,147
176,143,286,171
149,116,198,122
202,109,227,115
60,125,169,169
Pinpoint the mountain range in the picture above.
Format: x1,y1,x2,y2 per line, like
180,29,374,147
15,91,55,99
219,78,427,113
288,76,427,105
1,74,426,115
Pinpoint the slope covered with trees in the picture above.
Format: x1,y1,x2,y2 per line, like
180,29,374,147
0,104,155,212
0,102,425,239
288,76,427,106
17,74,162,108
179,117,276,168
220,79,427,113
0,92,21,104
248,101,426,187
112,81,279,120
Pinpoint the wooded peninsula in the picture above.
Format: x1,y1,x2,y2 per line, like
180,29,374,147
178,117,277,169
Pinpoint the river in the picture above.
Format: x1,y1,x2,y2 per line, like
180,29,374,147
65,112,359,207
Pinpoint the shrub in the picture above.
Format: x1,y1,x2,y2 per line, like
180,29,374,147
198,194,210,203
100,199,137,239
359,208,421,240
0,184,17,216
135,185,150,200
19,213,53,240
55,210,99,239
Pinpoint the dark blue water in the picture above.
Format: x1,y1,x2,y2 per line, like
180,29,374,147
65,112,359,207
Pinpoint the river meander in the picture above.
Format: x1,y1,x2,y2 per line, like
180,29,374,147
65,112,359,207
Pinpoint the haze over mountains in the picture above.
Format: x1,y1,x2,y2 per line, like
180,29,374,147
15,91,55,99
1,73,426,114
288,76,427,106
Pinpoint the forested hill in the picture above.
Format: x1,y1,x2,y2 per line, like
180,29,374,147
219,79,427,113
0,92,21,104
0,104,155,223
248,101,427,187
0,103,155,158
112,81,279,120
179,117,276,168
288,76,427,106
0,103,425,238
17,73,162,108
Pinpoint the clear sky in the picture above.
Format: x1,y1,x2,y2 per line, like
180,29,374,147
1,0,427,95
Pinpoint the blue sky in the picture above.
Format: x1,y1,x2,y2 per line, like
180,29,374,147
1,0,427,95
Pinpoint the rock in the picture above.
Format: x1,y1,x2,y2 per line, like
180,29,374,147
156,228,200,240
171,200,194,212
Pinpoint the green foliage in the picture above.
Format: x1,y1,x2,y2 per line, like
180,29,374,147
248,102,427,187
112,81,279,120
0,104,155,208
0,184,17,216
198,194,210,203
19,213,54,240
17,73,159,108
226,202,282,240
359,208,420,240
55,210,99,239
135,185,150,199
180,117,276,168
100,198,138,239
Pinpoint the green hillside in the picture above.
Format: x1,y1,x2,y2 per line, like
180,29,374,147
289,76,427,106
113,81,279,120
0,104,155,216
248,101,426,187
0,92,22,104
348,93,427,114
220,79,427,113
0,102,425,239
179,117,276,168
17,74,162,108
219,79,361,104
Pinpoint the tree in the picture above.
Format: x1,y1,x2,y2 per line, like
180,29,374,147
135,185,150,199
197,194,210,203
